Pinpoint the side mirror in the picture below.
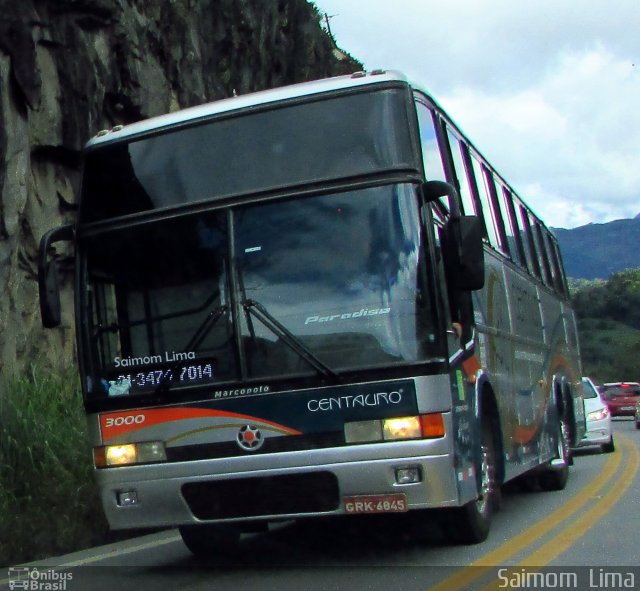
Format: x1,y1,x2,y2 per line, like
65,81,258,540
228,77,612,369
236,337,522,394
38,224,74,328
422,180,458,203
446,216,485,291
40,260,62,328
422,181,484,290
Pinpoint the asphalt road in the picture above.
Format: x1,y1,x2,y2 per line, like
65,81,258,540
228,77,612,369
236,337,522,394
3,419,639,591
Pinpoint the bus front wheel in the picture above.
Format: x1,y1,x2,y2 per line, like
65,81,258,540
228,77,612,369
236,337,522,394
449,421,498,544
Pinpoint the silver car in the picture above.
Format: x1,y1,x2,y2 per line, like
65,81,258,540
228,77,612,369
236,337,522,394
579,377,615,453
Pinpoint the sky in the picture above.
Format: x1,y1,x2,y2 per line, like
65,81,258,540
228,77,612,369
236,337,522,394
313,0,640,229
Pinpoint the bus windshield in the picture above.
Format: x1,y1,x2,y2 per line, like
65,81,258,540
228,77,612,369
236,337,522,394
80,87,418,224
81,184,442,397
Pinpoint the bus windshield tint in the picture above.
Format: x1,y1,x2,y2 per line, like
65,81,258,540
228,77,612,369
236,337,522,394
80,88,418,223
82,184,440,397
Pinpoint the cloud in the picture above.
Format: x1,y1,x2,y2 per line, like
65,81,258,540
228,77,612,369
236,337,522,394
314,0,640,227
441,45,640,227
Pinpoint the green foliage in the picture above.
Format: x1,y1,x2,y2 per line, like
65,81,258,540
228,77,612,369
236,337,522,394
0,367,109,566
572,269,640,383
571,269,640,330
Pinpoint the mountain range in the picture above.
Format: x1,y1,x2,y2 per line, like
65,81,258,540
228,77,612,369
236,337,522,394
553,213,640,280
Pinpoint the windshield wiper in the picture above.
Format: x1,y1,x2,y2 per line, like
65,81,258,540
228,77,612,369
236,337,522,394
242,299,339,380
183,304,229,351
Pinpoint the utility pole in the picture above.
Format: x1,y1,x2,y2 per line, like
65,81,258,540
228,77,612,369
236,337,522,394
323,13,337,39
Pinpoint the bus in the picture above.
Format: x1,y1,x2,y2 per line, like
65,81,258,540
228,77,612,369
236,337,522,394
38,70,584,553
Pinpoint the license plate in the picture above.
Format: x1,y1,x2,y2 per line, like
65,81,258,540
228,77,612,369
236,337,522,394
344,494,408,514
621,406,634,411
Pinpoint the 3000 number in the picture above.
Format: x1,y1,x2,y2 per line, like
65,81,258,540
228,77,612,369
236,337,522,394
104,414,146,428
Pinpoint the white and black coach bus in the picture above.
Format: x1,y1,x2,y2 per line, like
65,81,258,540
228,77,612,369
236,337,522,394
39,70,584,553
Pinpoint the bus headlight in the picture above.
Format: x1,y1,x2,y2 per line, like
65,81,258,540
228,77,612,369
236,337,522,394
383,416,422,440
94,441,167,468
106,444,137,466
344,413,445,443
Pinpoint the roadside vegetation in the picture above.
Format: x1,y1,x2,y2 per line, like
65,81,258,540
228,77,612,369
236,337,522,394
570,268,640,383
0,367,109,566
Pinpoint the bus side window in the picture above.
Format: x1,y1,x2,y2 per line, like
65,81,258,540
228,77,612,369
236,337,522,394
416,102,447,182
512,197,534,275
483,172,511,258
501,187,530,272
520,205,542,280
544,230,569,297
534,220,554,287
494,184,517,261
554,240,570,297
469,153,500,249
446,128,477,217
415,101,450,215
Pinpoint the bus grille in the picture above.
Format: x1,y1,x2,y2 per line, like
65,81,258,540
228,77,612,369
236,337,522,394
166,433,344,462
182,472,340,519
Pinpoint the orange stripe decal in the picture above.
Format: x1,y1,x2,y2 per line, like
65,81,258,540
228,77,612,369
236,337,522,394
100,407,301,441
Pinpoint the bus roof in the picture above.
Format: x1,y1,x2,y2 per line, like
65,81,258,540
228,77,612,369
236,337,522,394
86,70,412,148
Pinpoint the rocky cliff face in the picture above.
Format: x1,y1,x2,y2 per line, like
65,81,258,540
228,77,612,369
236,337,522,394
0,0,360,376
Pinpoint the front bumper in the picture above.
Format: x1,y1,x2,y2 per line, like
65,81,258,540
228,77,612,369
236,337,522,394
95,439,459,530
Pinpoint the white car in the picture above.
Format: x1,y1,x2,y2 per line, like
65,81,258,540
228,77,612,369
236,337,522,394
578,377,615,453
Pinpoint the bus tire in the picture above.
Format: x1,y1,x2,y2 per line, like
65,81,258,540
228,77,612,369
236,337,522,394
449,420,498,544
538,409,570,492
179,524,241,558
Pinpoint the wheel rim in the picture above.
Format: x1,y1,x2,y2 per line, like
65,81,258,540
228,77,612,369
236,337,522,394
558,417,570,463
476,440,495,516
